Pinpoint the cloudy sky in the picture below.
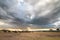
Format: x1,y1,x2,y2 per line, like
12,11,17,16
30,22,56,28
0,0,60,28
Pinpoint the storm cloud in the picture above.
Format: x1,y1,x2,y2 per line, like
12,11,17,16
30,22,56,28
0,0,60,28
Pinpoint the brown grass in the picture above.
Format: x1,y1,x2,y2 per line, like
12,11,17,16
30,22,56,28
0,32,60,40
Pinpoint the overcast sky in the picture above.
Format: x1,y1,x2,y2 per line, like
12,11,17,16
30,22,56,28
0,0,60,28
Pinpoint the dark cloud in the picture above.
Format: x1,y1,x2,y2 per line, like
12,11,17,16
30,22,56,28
31,0,60,26
0,0,60,28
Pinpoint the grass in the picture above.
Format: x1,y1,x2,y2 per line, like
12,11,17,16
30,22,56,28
0,32,60,40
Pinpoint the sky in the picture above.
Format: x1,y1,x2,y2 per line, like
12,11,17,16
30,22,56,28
0,0,60,28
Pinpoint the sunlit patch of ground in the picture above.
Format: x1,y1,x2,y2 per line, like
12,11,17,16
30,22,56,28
0,32,60,40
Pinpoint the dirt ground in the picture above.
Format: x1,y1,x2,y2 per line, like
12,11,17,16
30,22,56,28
0,32,60,40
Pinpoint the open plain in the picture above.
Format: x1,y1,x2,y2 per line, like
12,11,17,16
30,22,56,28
0,32,60,40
